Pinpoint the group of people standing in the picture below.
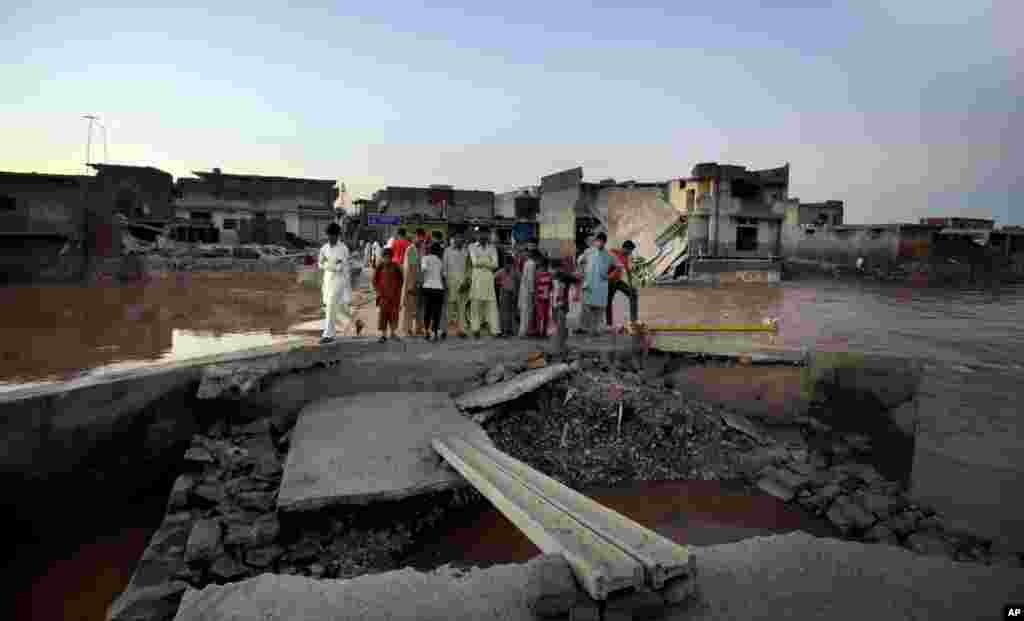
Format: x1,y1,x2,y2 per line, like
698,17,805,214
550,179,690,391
364,227,641,344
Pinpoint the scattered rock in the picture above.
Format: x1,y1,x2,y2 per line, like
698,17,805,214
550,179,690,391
233,419,271,437
223,515,280,547
309,563,326,578
905,533,955,558
244,545,285,568
917,515,943,532
470,407,502,425
738,446,789,474
284,538,322,563
236,491,276,512
818,483,842,500
193,483,225,505
184,447,215,467
857,492,900,520
209,555,251,581
757,476,795,502
762,466,810,491
168,474,196,511
185,519,222,564
224,476,273,497
864,524,899,544
828,496,877,532
884,512,919,536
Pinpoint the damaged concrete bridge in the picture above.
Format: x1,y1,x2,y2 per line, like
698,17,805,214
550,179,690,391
277,389,696,605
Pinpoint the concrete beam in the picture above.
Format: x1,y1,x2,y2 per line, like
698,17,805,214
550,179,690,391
457,435,695,589
432,437,644,600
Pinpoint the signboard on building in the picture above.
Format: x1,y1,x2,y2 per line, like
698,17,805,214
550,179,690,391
368,215,401,226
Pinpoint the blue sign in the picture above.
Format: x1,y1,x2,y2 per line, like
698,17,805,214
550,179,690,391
368,215,401,226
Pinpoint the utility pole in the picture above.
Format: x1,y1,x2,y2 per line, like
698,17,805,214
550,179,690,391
82,114,108,168
83,115,97,170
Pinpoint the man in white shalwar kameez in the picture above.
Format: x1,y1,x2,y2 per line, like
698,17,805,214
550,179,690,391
467,229,500,338
517,248,537,337
319,223,353,344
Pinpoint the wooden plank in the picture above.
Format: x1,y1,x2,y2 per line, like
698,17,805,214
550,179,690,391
432,438,643,600
454,363,574,411
452,436,694,589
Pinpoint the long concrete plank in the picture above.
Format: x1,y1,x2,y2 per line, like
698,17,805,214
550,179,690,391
456,435,694,589
432,438,643,600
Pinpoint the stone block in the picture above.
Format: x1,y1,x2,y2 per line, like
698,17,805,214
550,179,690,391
223,514,280,547
167,474,196,511
244,545,285,568
210,555,252,581
186,519,222,563
106,580,188,621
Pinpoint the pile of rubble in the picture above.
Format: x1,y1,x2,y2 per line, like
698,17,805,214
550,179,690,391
461,350,1024,570
109,416,478,621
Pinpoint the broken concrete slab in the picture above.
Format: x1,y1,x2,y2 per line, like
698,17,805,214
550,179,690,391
173,532,1024,621
277,392,491,511
174,559,545,621
455,363,575,411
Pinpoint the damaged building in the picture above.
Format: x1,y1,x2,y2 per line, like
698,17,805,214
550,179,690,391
174,169,339,245
371,185,495,242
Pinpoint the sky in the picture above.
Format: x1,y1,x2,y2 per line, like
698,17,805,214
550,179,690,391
1,1,1020,224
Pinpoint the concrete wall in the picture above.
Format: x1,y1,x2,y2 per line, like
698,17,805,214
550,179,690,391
689,259,782,284
539,168,582,259
783,224,902,269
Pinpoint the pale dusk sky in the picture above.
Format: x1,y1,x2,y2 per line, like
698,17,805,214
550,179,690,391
2,1,1020,223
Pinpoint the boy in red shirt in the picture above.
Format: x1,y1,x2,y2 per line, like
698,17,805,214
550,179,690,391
533,256,554,338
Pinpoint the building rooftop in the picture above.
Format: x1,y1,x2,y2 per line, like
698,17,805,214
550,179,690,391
0,171,92,184
89,163,172,176
191,170,338,185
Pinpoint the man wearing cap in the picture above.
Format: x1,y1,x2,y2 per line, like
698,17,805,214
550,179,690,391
607,239,639,328
318,222,353,344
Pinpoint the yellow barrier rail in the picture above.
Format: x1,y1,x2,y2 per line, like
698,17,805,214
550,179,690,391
644,323,779,334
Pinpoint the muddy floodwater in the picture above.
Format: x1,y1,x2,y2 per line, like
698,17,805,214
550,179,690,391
405,480,836,570
4,274,1023,620
3,274,1022,390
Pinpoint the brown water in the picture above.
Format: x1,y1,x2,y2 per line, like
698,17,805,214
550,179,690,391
3,275,1020,389
4,275,1021,618
405,480,836,570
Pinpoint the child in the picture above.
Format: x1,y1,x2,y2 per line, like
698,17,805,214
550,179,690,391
372,247,404,342
421,242,446,341
495,253,518,337
533,256,554,338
